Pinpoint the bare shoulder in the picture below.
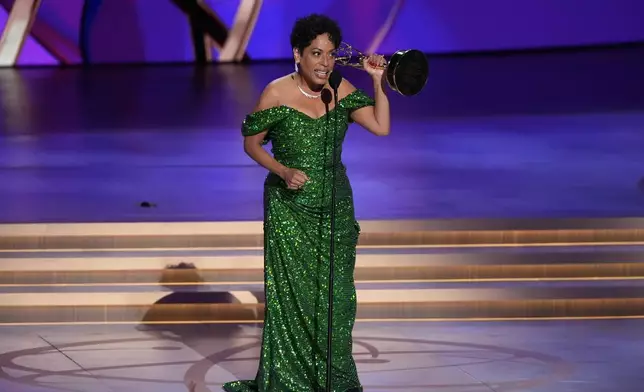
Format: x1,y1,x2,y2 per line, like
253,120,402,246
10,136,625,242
337,77,358,100
254,74,294,111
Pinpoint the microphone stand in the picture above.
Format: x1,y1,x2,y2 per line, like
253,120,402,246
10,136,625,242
320,87,334,392
324,70,342,392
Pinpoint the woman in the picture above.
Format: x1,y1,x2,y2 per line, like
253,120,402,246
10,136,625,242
223,14,390,392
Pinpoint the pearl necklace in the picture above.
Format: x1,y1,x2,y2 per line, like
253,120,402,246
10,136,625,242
297,84,320,99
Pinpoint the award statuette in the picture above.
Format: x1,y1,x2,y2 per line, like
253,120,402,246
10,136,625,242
333,41,429,96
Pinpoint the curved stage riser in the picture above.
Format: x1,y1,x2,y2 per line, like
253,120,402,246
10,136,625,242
2,219,644,324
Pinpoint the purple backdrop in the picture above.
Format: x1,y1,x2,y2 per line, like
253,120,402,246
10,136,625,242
1,0,643,66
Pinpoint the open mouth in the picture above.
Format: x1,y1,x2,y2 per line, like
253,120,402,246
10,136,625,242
314,70,329,78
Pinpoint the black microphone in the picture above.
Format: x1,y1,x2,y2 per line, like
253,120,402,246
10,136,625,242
329,70,342,90
328,70,342,102
321,88,332,122
321,88,332,107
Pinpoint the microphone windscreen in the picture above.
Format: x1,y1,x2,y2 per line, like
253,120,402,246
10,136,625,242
321,88,332,104
329,70,342,90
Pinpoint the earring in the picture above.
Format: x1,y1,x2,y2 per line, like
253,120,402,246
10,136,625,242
294,61,299,72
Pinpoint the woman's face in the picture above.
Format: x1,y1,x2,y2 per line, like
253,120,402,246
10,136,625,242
294,33,336,87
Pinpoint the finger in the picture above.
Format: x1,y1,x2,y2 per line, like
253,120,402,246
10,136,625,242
285,178,298,189
290,178,305,187
297,170,309,181
294,173,309,183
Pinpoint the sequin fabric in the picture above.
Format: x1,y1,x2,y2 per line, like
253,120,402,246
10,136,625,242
222,89,374,392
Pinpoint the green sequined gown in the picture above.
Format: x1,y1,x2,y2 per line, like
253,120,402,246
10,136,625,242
222,89,374,392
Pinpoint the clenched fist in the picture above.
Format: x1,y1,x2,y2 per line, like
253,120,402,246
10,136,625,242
280,167,309,190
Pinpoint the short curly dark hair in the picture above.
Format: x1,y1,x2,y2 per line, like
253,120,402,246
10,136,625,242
290,14,342,54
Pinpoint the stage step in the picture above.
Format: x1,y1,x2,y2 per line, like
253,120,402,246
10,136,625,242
1,255,644,287
4,245,644,269
0,281,643,324
2,219,644,324
2,247,644,287
2,218,644,250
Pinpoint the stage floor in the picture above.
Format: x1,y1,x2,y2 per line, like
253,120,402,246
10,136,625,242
0,44,643,224
0,320,642,392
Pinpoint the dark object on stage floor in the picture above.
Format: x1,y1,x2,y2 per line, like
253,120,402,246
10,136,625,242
334,41,428,96
139,201,156,208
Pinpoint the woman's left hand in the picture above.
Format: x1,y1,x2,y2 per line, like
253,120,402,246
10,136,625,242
362,54,386,79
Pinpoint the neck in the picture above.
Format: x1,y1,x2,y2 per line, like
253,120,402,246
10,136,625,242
297,72,324,92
